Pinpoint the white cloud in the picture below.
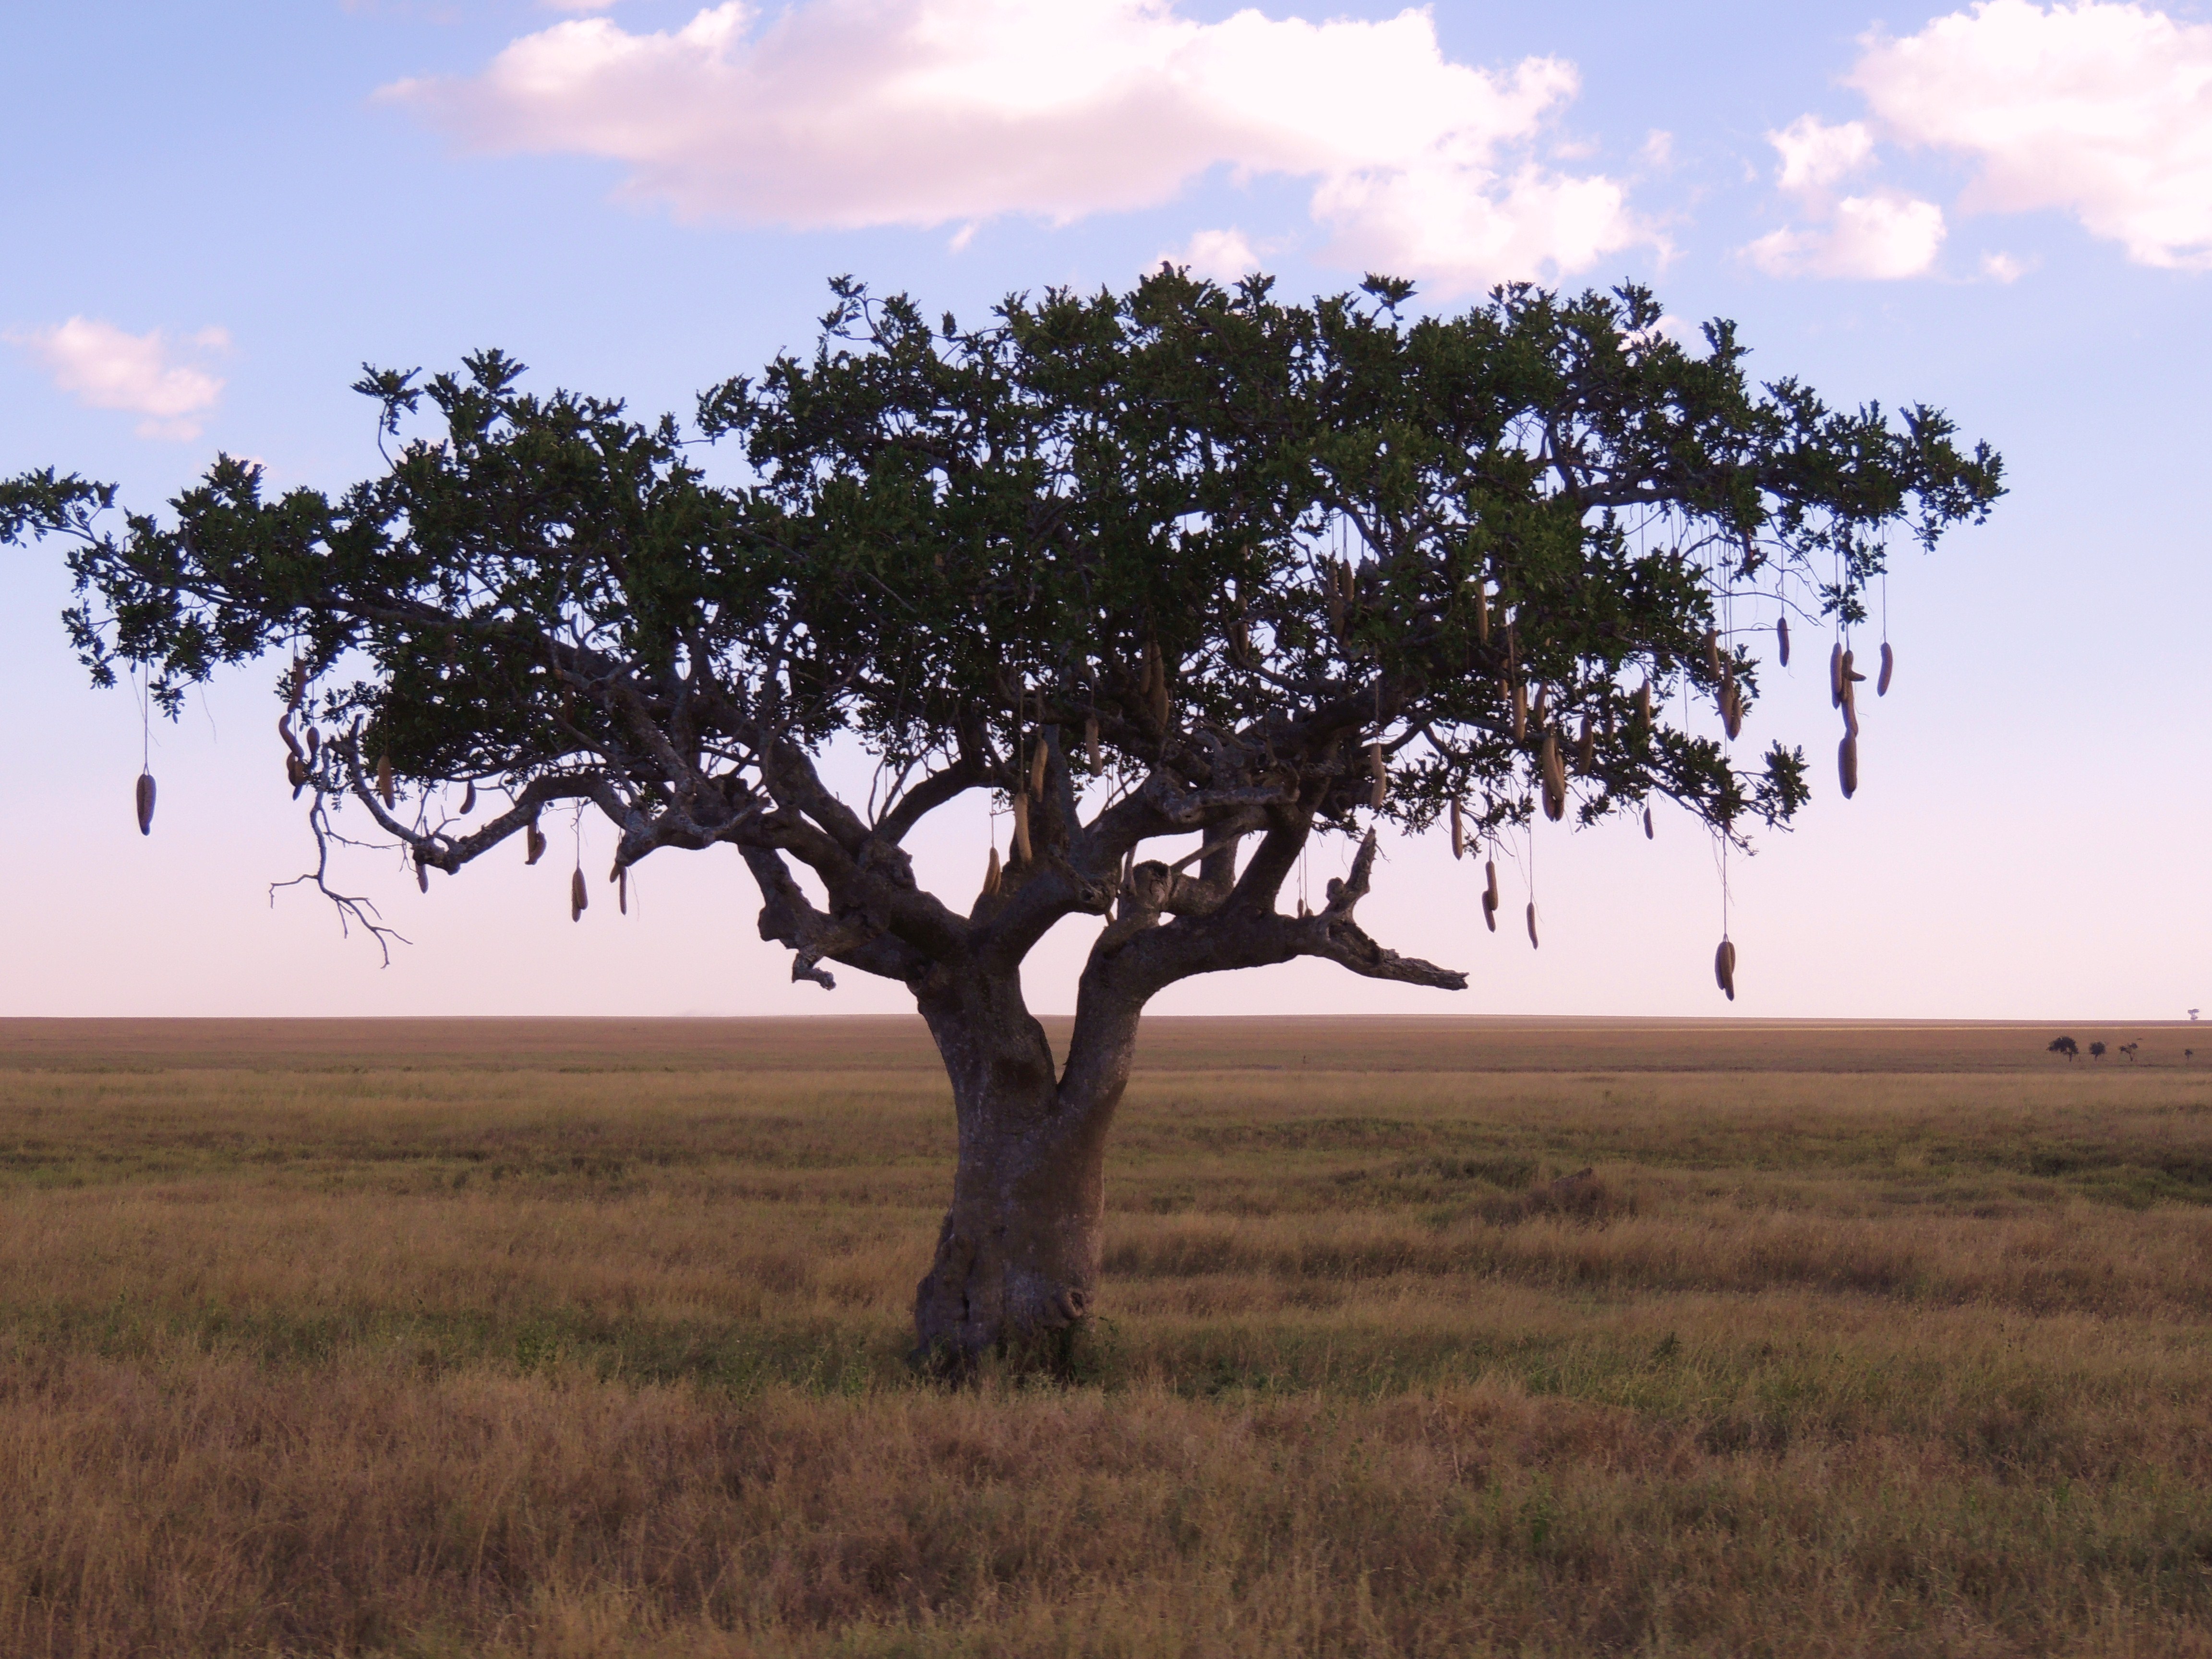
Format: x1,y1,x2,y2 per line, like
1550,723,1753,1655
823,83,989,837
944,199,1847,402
1851,1,2212,269
1745,113,1944,280
1749,192,1947,279
1980,249,2032,281
1769,115,1874,196
1312,162,1638,286
1161,226,1264,283
5,318,228,439
385,0,1649,293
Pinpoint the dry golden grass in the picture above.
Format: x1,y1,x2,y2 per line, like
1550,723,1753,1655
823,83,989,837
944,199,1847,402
0,1016,2208,1657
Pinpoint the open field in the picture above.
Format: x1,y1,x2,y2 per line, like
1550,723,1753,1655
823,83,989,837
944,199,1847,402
1,1015,2208,1657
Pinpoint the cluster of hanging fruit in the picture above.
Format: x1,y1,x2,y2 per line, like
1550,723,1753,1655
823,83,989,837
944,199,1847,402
1431,608,1903,1003
273,661,321,801
1706,629,1746,739
1449,799,1529,948
1830,636,1894,800
1322,555,1362,644
980,686,1063,902
977,678,1128,904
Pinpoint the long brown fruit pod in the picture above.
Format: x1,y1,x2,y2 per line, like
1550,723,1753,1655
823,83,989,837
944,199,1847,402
1526,901,1540,950
1715,938,1736,1000
1704,628,1722,679
1878,641,1895,696
1485,857,1501,912
1010,792,1033,864
1449,799,1465,860
460,780,475,815
526,821,546,866
1474,582,1490,645
1777,615,1791,666
1028,737,1048,797
1511,679,1528,742
1576,716,1597,773
1643,805,1654,840
1636,680,1653,727
618,868,628,915
1829,642,1844,708
1838,733,1859,798
135,772,156,836
570,867,587,921
417,859,429,894
982,845,1002,900
1539,730,1565,821
376,754,395,808
1482,889,1497,932
1367,743,1387,811
277,714,303,762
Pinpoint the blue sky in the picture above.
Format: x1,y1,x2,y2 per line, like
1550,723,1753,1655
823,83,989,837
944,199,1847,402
1,0,2206,1021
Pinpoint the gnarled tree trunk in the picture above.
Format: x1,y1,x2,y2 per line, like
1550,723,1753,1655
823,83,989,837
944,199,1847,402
909,968,1137,1371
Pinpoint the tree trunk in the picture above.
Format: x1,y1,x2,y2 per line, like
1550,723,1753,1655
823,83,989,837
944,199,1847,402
909,968,1132,1372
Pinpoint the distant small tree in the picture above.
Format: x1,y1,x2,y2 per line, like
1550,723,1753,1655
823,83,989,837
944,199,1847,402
2089,1042,2107,1060
0,272,2002,1369
2048,1036,2079,1061
2119,1042,2139,1063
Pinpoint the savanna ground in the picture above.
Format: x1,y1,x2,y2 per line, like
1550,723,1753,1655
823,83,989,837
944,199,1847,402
1,1015,2208,1658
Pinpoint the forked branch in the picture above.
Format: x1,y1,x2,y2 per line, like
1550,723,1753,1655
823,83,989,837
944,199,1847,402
267,797,410,967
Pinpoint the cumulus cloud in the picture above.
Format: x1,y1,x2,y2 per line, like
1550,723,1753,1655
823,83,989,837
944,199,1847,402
1769,116,1874,195
384,0,1649,293
1748,194,1947,279
6,318,228,439
1161,227,1265,284
1744,113,1944,279
1851,0,2212,270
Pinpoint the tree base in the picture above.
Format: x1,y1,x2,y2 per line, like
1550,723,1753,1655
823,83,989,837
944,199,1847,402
910,1212,1096,1379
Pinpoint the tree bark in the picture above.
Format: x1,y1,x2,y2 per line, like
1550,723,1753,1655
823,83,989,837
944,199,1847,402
909,966,1133,1372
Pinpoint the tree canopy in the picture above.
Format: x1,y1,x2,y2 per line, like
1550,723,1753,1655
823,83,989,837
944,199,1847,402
2,271,1999,979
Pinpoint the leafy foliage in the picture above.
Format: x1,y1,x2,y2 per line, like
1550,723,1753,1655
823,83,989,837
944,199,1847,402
0,270,2000,995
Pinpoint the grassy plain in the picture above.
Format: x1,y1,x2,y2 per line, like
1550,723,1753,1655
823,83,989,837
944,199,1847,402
0,1015,2208,1657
